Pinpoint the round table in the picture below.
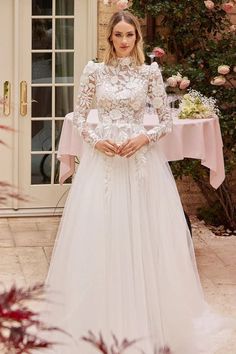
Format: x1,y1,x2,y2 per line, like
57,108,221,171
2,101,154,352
57,109,225,189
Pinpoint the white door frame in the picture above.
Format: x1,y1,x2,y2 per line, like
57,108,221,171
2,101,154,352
0,0,97,216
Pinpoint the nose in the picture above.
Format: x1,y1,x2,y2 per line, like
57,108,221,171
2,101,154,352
121,36,127,44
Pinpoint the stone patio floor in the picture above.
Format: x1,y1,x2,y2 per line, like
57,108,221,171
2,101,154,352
0,216,235,353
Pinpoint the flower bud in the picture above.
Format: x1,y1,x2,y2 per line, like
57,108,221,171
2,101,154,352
217,65,230,75
211,76,226,85
204,0,215,10
229,24,236,32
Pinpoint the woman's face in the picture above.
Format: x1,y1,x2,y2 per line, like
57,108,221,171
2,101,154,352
111,20,136,58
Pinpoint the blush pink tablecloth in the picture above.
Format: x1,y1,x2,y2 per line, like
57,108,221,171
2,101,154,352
57,109,225,189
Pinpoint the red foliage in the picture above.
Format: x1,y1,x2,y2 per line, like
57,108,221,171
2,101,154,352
81,330,173,354
0,283,63,354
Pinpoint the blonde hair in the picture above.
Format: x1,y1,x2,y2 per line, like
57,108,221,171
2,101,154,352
104,11,145,66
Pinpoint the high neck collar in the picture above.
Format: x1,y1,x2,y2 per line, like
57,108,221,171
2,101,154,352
112,56,133,67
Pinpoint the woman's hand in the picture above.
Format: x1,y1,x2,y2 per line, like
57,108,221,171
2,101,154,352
95,140,119,156
117,134,149,158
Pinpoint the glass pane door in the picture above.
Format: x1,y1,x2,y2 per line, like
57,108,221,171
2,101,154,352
18,0,97,211
31,0,74,186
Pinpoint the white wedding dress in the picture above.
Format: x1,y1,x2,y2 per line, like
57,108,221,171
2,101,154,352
39,58,234,354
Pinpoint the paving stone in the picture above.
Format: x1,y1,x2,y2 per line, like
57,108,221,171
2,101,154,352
32,216,61,224
8,219,38,232
12,230,56,247
0,219,9,226
16,247,48,284
37,222,59,232
44,246,53,263
0,275,26,289
0,216,236,351
0,229,14,247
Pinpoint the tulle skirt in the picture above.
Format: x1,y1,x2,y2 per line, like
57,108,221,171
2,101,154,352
39,143,234,354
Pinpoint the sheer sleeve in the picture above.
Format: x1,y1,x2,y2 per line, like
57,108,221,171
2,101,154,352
73,61,101,148
144,62,172,143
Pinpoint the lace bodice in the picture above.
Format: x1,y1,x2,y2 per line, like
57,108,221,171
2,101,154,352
73,57,172,147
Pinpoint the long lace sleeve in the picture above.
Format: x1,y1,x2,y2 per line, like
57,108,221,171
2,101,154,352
73,61,101,147
145,62,172,143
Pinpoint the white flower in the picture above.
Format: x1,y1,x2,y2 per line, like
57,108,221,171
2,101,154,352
156,84,164,91
217,65,230,75
85,61,97,74
80,74,89,85
153,97,163,109
126,78,141,90
111,76,119,85
174,72,183,83
131,101,141,111
179,89,219,119
119,57,132,66
110,109,122,120
166,77,178,87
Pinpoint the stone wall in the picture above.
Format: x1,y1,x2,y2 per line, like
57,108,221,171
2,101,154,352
97,0,236,214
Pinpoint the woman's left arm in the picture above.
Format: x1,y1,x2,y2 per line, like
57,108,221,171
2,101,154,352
144,62,173,143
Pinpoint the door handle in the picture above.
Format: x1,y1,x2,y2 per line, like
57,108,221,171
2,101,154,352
3,81,11,116
20,81,27,116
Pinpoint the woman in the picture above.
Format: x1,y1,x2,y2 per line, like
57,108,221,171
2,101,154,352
42,10,233,354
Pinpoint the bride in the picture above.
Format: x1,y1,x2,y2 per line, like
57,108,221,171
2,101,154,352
40,10,234,354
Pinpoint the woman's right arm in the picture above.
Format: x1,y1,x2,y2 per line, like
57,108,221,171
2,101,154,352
73,61,101,148
73,61,118,155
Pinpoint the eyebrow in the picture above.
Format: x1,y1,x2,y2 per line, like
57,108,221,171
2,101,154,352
114,31,135,34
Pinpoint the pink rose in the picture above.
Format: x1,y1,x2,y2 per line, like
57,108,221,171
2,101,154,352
166,77,178,87
229,24,236,32
153,47,165,58
211,76,226,85
204,0,215,10
222,2,234,12
179,78,190,90
217,65,230,75
116,0,129,9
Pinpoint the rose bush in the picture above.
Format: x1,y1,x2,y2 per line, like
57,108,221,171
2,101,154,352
130,0,236,229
